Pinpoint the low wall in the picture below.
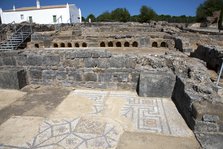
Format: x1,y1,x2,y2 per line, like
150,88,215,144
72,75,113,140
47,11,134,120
0,49,171,91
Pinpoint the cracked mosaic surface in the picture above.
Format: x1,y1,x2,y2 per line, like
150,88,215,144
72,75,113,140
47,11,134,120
73,90,171,134
1,117,122,149
0,90,192,149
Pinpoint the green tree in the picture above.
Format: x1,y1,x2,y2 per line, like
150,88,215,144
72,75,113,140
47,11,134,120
139,5,157,23
156,15,171,22
81,16,85,22
196,0,223,22
86,14,96,22
110,8,130,22
130,15,140,22
97,12,111,22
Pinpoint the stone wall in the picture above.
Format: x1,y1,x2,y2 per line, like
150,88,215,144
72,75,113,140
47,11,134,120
170,53,223,148
26,22,176,49
191,45,223,71
0,49,170,91
29,34,174,49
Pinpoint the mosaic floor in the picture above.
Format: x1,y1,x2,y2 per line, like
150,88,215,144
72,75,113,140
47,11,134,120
0,89,194,149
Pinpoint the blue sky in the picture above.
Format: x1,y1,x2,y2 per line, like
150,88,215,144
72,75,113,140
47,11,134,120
0,0,205,17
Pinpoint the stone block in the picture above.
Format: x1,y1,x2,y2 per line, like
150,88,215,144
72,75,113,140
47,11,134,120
98,72,112,82
109,57,126,68
3,57,16,65
75,51,91,58
65,52,76,59
0,68,27,89
43,56,60,66
138,71,175,97
68,71,82,81
125,58,137,68
16,55,27,66
42,70,56,80
29,68,42,79
84,72,97,81
97,58,110,68
202,114,220,123
91,52,100,58
84,58,98,68
63,59,84,68
27,55,43,66
99,51,112,58
194,120,219,133
56,71,67,80
112,72,129,82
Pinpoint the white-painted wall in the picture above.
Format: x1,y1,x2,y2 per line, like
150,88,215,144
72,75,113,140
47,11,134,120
69,4,81,23
0,4,81,24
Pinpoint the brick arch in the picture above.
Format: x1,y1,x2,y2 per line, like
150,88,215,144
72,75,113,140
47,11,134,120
116,41,122,47
132,41,138,47
124,42,130,47
53,43,58,48
82,42,87,47
60,42,65,47
100,42,106,47
67,42,72,47
152,42,158,47
108,41,113,47
161,42,168,48
75,42,80,47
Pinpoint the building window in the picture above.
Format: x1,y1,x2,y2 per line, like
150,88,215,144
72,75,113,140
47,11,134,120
20,14,24,20
53,15,57,23
29,16,33,23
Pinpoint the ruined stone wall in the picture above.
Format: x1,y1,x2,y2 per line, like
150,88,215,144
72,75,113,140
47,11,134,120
26,22,176,49
191,45,223,71
170,53,223,139
174,33,223,53
0,49,170,90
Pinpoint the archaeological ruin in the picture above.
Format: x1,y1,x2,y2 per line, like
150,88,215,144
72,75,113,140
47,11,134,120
0,21,222,148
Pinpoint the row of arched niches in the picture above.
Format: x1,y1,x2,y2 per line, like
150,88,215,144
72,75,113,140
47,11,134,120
34,41,169,48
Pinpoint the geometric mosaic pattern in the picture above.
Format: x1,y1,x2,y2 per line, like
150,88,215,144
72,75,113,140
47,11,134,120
120,97,171,134
72,90,107,115
0,90,191,149
0,117,122,149
73,90,171,134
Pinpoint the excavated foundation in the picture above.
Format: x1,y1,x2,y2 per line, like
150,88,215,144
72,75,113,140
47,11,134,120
0,22,223,148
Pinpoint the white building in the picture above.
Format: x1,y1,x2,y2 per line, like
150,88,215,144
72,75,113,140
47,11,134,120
0,0,82,24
